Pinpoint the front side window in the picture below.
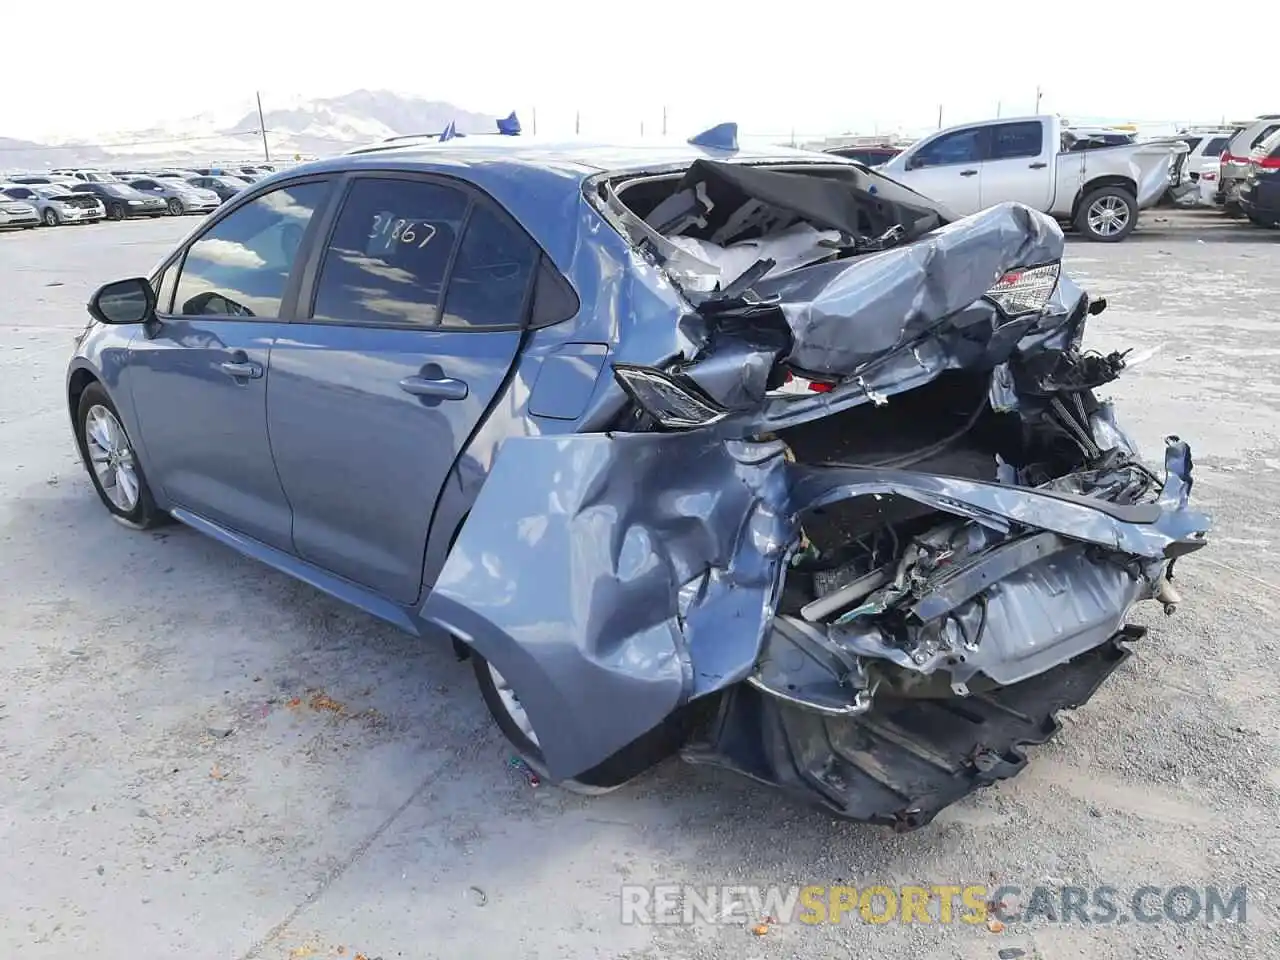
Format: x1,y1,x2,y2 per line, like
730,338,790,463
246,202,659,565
171,180,328,319
912,128,985,168
989,121,1043,160
311,177,468,327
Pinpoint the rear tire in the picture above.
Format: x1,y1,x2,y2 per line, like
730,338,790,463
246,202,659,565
1075,186,1137,242
167,198,184,216
470,649,688,793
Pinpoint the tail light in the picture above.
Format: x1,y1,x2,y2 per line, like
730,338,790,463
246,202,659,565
807,381,834,393
1257,156,1280,170
1201,171,1218,181
612,363,728,429
984,262,1061,318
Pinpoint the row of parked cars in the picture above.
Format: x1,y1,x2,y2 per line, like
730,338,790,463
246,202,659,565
1214,115,1280,228
0,163,275,230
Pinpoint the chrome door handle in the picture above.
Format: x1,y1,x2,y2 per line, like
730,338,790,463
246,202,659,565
219,360,262,379
399,375,468,401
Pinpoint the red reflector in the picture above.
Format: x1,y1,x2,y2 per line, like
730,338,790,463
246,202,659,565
808,382,834,393
1202,171,1217,181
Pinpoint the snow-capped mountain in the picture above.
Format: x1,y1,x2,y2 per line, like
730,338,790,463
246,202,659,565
1,90,497,171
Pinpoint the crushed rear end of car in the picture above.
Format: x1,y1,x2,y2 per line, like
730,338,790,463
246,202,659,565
425,150,1210,829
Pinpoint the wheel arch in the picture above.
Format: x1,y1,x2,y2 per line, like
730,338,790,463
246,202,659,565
67,363,101,427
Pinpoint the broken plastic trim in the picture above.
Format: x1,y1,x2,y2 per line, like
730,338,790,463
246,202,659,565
612,363,730,429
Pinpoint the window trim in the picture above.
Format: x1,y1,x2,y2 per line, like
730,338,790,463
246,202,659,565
910,126,989,169
153,174,338,324
295,169,544,334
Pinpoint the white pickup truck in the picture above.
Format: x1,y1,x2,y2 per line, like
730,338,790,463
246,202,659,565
876,115,1191,241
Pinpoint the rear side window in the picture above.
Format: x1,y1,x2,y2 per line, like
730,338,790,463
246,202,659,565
830,147,897,165
989,121,1043,160
171,180,328,318
1252,125,1280,149
912,128,985,167
1202,136,1229,156
311,177,468,327
439,203,538,329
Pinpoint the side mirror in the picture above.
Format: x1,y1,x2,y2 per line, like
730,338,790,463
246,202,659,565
89,277,155,325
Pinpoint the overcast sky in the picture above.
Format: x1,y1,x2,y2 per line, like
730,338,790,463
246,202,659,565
2,0,1271,143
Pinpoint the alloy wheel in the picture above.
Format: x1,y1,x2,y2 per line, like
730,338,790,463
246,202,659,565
83,405,140,512
487,662,540,747
1086,195,1130,238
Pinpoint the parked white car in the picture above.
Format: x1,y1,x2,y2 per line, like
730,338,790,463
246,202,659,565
1,183,106,225
1175,128,1238,206
0,198,40,229
877,115,1191,241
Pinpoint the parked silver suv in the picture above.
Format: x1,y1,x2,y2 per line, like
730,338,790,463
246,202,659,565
1219,115,1280,211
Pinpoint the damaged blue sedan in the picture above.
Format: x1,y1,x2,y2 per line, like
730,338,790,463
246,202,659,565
67,129,1209,829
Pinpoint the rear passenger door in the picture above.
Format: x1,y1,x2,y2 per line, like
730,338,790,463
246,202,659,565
266,174,537,604
979,120,1054,211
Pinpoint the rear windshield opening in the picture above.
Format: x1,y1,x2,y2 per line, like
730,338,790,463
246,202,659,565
594,160,948,300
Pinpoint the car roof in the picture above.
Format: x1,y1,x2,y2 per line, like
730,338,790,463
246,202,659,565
277,136,850,276
324,136,833,178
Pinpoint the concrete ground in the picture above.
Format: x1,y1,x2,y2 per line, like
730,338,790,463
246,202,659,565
2,208,1277,959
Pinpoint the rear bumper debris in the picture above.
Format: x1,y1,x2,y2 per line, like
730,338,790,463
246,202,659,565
684,625,1145,830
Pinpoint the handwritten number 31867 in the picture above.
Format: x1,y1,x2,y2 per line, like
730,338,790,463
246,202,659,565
368,214,437,248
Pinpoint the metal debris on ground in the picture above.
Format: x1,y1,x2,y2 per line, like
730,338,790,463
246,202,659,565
507,755,541,787
998,949,1027,959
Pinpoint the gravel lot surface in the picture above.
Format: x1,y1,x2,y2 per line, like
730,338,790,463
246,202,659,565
2,209,1277,959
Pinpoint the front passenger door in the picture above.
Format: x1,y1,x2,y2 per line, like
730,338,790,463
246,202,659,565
127,179,333,549
899,126,987,215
